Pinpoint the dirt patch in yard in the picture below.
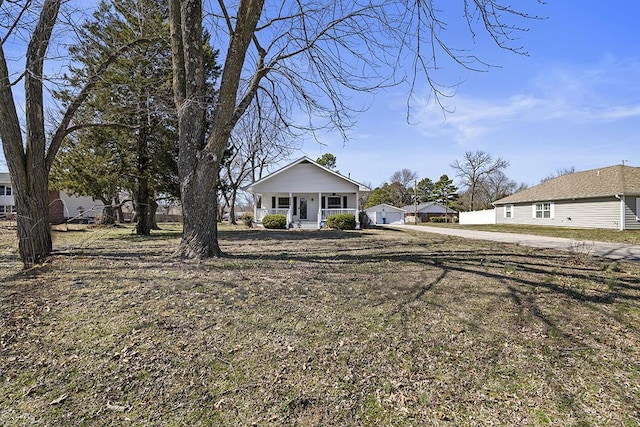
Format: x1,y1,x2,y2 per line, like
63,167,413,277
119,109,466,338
1,223,639,425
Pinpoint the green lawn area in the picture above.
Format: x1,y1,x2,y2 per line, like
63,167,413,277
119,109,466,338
420,222,640,245
1,223,639,425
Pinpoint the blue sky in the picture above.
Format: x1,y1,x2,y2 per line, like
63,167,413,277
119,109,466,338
2,1,639,191
295,1,640,188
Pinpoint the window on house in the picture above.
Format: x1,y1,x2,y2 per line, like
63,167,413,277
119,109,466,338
327,196,342,209
505,205,513,218
277,197,290,209
535,202,551,219
0,185,10,196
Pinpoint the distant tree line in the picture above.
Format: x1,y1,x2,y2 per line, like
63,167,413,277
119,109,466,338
363,150,529,213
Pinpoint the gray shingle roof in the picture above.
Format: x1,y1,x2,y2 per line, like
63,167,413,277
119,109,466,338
494,164,640,205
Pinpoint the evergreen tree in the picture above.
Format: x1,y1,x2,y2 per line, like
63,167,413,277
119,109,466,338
316,153,337,170
431,174,459,221
416,177,434,203
52,0,192,233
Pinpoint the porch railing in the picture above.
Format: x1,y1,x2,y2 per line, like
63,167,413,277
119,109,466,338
256,208,292,224
320,209,357,221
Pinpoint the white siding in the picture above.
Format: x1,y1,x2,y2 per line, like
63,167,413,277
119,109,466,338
497,198,621,229
0,172,14,208
252,163,359,193
366,211,403,225
624,196,640,230
59,192,103,219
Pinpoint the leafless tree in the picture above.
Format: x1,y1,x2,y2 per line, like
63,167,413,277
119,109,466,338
169,0,542,258
0,1,143,266
540,166,575,183
459,169,526,210
451,150,510,211
220,103,297,224
389,168,419,205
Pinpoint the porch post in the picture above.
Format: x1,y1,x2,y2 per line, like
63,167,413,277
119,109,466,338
288,192,293,228
355,190,360,229
318,192,322,229
253,193,258,225
619,195,626,231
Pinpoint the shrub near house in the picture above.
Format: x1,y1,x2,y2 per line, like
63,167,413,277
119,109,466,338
326,214,356,230
262,214,287,229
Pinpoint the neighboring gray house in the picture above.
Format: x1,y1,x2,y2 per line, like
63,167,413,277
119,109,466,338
493,164,640,230
243,157,370,229
364,203,405,225
401,202,456,223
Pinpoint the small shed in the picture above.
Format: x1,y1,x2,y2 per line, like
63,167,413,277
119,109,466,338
364,203,405,225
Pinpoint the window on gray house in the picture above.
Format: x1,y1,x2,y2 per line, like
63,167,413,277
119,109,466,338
535,203,551,219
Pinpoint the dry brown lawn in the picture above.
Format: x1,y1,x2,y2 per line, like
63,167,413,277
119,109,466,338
1,222,639,426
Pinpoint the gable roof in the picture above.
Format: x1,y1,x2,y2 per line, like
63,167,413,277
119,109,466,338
494,164,640,205
400,201,456,213
365,203,406,212
243,156,371,192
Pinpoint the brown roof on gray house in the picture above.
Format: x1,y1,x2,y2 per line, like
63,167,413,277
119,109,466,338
494,164,640,205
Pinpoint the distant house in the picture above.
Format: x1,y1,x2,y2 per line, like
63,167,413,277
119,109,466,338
243,157,371,229
0,172,16,219
400,202,456,223
493,164,640,230
364,203,405,225
1,172,102,223
48,190,104,224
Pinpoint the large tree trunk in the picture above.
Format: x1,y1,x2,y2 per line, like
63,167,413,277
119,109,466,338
170,0,264,258
1,0,138,266
179,156,222,257
13,173,52,265
170,0,223,258
0,0,61,267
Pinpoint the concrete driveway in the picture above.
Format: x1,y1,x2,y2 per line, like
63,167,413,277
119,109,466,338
384,224,640,262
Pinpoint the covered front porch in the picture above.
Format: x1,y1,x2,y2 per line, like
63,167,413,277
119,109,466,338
253,192,362,229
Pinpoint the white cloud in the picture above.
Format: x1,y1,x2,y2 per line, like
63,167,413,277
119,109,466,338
408,57,640,144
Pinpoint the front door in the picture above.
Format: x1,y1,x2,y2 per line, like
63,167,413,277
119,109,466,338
299,197,307,220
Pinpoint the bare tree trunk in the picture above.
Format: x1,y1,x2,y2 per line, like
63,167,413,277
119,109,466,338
150,198,160,230
170,0,222,258
1,0,145,266
13,174,52,265
100,197,116,224
0,0,61,266
113,195,125,223
229,189,238,225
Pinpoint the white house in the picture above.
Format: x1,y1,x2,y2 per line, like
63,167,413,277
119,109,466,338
0,172,16,219
243,157,371,229
1,171,101,223
364,203,405,225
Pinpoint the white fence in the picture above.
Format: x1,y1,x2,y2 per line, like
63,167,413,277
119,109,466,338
459,208,496,225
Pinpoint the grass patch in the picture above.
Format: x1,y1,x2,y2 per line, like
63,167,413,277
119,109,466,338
421,222,640,244
1,223,639,425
